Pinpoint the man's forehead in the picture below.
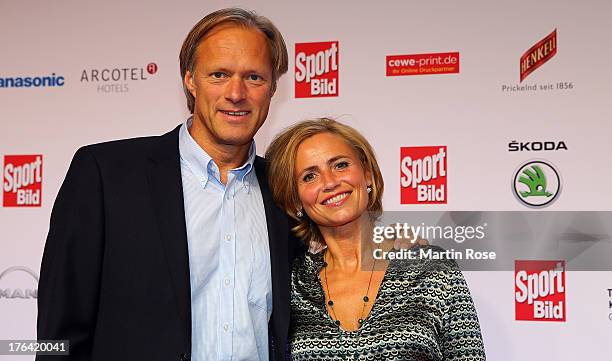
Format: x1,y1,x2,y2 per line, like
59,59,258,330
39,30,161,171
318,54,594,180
194,23,270,62
200,22,264,47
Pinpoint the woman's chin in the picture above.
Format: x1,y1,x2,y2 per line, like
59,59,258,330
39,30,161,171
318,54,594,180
316,212,368,230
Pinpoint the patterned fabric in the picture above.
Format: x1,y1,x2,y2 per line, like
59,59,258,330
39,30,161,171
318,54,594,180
289,245,486,360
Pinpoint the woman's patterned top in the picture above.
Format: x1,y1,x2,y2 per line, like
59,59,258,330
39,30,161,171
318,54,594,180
288,245,486,360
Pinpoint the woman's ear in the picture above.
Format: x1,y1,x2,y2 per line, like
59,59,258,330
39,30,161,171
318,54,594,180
365,167,373,189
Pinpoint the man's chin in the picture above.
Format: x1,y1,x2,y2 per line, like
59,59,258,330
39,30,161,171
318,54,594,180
216,134,255,147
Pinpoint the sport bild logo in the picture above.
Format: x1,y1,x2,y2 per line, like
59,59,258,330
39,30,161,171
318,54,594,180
386,52,459,76
400,146,447,204
512,160,561,208
0,266,38,299
520,29,557,82
3,155,43,207
295,41,338,98
515,260,566,322
80,62,158,93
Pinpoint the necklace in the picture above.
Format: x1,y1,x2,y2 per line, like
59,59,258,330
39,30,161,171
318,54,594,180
322,251,377,328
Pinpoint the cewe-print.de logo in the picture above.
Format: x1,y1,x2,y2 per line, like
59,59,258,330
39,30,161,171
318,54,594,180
386,52,460,76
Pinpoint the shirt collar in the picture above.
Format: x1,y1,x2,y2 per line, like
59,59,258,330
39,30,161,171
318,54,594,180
179,117,256,187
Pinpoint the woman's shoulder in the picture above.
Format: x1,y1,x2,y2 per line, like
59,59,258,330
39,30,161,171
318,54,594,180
293,248,324,268
291,250,324,281
290,250,326,303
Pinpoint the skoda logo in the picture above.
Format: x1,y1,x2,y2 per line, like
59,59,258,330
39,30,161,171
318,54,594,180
512,160,561,208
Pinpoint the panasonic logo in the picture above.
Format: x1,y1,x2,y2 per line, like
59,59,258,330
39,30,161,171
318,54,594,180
0,74,65,88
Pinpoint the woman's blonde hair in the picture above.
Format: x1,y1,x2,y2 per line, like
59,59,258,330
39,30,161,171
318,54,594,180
265,118,384,248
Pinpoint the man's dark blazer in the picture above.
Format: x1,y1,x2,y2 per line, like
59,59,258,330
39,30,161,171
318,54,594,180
36,125,302,361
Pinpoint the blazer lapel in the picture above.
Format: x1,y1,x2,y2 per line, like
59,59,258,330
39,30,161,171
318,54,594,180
254,156,291,356
146,125,191,345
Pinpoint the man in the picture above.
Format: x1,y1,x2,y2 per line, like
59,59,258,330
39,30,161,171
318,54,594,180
37,8,302,361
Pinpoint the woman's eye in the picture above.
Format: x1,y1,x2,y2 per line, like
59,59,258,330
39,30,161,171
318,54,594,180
335,161,349,169
302,173,315,182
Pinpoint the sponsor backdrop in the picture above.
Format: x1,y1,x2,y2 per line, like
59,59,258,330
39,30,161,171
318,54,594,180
1,0,611,359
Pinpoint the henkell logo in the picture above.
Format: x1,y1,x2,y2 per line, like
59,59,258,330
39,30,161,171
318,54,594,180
3,155,43,207
515,260,566,322
400,146,447,204
0,266,39,299
386,52,460,76
295,41,339,98
520,29,557,82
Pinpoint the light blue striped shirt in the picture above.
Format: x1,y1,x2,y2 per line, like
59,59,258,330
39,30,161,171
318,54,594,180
179,118,272,361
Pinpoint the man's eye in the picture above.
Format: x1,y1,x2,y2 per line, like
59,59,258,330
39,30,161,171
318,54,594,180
211,72,226,79
247,74,263,81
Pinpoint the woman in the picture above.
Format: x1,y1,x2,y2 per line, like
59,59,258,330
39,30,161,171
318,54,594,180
266,118,485,360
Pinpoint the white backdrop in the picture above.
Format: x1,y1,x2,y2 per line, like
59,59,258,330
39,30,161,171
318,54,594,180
1,0,611,359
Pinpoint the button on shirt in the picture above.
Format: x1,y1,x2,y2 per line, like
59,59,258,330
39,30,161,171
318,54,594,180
179,118,272,361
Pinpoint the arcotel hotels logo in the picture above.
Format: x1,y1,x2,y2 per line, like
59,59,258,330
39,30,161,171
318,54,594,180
400,146,447,204
295,41,339,98
80,62,158,93
520,29,557,82
515,260,566,322
0,266,39,300
386,52,460,76
3,155,43,207
512,160,561,208
0,74,65,88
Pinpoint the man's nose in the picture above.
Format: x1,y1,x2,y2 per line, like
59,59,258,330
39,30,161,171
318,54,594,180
225,76,246,103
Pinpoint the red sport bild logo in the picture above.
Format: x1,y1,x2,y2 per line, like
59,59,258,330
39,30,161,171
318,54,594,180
400,146,447,204
295,41,338,98
3,155,43,207
515,260,566,322
386,52,459,76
